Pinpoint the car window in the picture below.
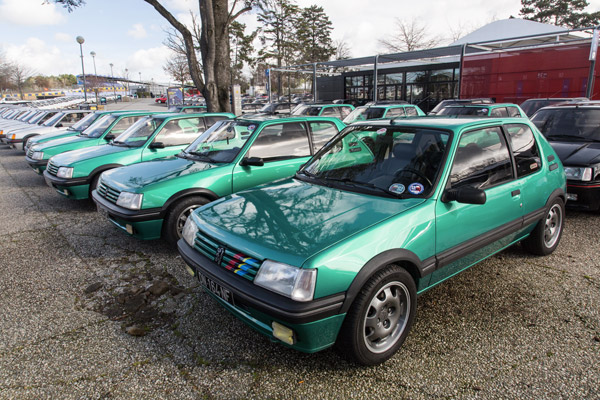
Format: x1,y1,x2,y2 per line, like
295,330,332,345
309,121,339,152
182,107,206,113
507,107,521,117
109,116,144,136
385,108,405,118
532,108,600,140
321,107,338,117
154,118,204,146
450,127,513,189
490,107,509,117
247,122,311,160
204,115,229,128
339,106,353,117
405,107,418,116
505,124,541,178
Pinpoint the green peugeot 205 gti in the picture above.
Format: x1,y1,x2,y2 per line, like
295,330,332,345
25,111,158,174
92,116,346,244
177,117,567,365
43,112,233,200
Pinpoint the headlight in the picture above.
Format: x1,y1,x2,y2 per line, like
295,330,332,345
31,151,44,160
564,167,592,181
56,167,73,179
254,260,316,302
116,191,143,210
181,216,199,247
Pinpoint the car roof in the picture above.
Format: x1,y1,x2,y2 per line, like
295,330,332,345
235,115,344,124
537,101,600,110
351,117,527,131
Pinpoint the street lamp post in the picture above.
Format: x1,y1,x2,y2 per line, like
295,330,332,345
125,68,130,95
109,63,116,103
76,36,87,102
90,51,99,106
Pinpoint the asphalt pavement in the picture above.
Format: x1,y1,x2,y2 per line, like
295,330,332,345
0,103,598,399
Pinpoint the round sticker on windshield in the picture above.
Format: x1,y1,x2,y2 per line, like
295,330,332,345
388,183,405,194
376,128,387,134
248,124,256,131
408,182,424,195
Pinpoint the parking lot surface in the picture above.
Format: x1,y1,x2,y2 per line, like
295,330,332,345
0,116,599,398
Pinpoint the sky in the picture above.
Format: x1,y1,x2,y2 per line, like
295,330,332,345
0,0,599,86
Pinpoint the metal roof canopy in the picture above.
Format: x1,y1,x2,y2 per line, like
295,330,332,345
269,26,598,101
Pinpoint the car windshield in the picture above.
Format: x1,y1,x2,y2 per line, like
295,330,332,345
299,125,449,198
291,105,321,116
437,107,489,116
343,107,386,124
28,112,46,124
43,112,65,127
182,120,254,163
82,115,119,138
113,116,164,147
531,108,600,141
68,112,96,131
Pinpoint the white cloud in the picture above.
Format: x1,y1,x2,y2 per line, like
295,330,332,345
126,46,173,82
3,37,76,77
0,0,66,26
54,32,72,43
128,23,148,39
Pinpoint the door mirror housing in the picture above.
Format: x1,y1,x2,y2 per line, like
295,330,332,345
442,186,486,204
104,134,115,141
55,123,63,128
149,141,165,149
240,157,264,167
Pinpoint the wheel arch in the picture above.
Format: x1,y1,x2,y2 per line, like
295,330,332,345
162,188,220,213
339,249,430,314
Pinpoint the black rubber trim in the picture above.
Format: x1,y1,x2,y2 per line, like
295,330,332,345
523,208,546,227
162,188,220,212
24,156,48,168
549,163,558,171
92,190,164,221
340,249,428,314
88,164,123,181
5,138,23,144
436,217,523,269
177,239,345,324
42,170,90,186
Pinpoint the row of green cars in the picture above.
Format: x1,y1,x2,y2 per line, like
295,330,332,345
16,101,567,365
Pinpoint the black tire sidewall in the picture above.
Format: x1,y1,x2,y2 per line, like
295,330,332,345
163,196,209,245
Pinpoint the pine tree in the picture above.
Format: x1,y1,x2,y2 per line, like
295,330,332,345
520,0,600,28
296,5,335,64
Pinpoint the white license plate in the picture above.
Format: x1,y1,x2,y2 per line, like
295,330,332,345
198,272,234,305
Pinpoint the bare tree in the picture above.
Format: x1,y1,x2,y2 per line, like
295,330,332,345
332,38,352,60
0,52,13,92
378,19,441,53
11,64,35,99
163,54,192,89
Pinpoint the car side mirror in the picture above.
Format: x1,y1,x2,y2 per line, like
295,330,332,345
149,142,165,149
104,134,115,141
442,186,486,204
55,123,63,128
240,157,264,167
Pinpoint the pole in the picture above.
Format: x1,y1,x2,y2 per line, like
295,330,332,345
457,44,466,100
91,52,98,106
77,40,87,102
373,55,379,102
110,63,116,103
586,28,599,99
312,63,317,102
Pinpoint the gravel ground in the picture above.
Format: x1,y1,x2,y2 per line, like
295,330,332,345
0,111,598,398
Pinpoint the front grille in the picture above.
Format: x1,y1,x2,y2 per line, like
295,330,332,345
26,147,34,158
96,180,120,203
194,230,261,281
47,161,59,176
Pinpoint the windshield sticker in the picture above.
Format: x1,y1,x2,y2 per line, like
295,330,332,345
389,183,405,194
376,128,387,134
349,147,362,153
408,182,424,195
530,162,538,170
248,124,256,132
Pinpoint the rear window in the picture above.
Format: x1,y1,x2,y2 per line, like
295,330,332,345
531,108,600,141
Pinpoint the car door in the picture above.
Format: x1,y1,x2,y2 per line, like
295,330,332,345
432,126,522,285
142,117,207,162
231,121,312,193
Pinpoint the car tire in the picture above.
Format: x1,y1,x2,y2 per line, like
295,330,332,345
336,265,416,366
163,196,210,246
88,173,102,198
522,197,564,256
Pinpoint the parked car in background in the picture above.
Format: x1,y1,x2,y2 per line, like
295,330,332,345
0,110,61,141
428,98,494,115
25,111,158,174
178,117,566,365
44,113,234,201
291,103,355,120
168,105,207,113
155,96,167,104
436,103,527,118
343,103,425,124
530,101,600,210
93,115,346,244
519,97,588,117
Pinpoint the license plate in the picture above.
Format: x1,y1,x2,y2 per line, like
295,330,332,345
198,272,234,305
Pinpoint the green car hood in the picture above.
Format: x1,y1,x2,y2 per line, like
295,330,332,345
195,178,425,266
32,129,77,143
50,144,130,167
102,156,217,191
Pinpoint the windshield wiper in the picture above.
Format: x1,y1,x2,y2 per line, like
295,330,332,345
323,177,406,198
295,170,332,187
187,151,221,163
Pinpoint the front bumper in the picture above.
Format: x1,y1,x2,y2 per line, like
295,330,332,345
565,182,600,211
177,239,346,353
92,190,164,239
24,156,48,174
43,170,91,200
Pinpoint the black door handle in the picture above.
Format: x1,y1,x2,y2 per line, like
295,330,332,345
511,189,521,197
